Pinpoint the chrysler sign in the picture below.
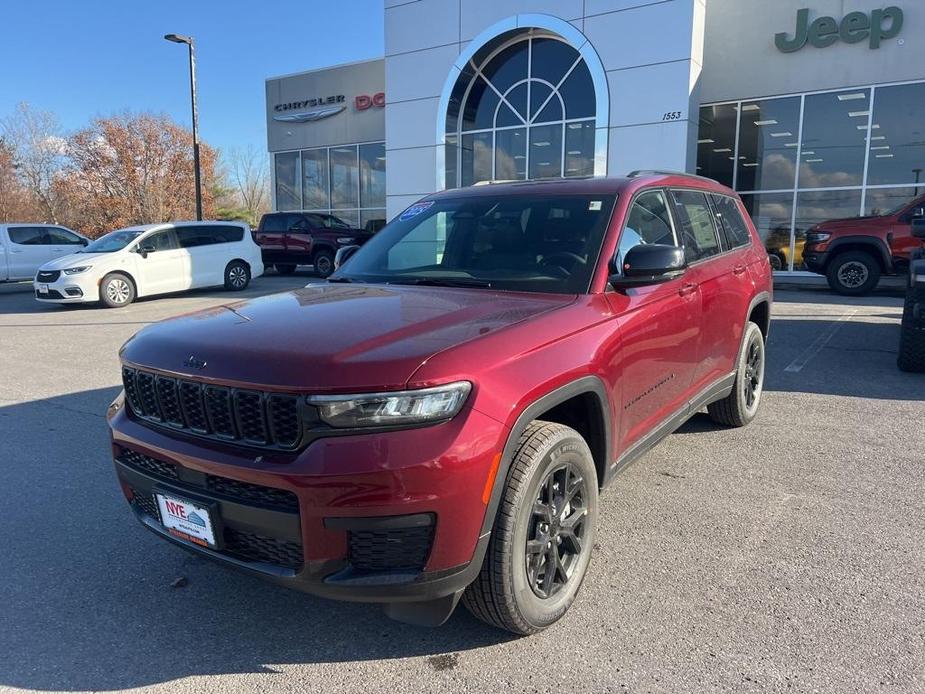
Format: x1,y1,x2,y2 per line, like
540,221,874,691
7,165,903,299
272,93,385,123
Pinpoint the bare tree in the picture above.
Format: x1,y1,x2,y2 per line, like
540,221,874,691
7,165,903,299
1,103,68,222
227,145,269,226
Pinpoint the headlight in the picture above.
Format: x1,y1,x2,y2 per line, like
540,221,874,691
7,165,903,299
63,266,92,275
805,231,830,243
308,381,471,428
336,237,356,245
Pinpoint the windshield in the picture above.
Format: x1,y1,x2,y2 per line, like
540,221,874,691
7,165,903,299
332,194,616,294
81,229,145,253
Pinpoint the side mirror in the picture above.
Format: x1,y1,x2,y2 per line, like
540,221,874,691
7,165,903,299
80,238,89,246
912,218,925,240
137,244,156,258
334,244,360,270
609,244,687,288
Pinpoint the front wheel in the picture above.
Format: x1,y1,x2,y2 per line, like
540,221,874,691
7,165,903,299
708,321,765,427
224,261,250,291
826,251,880,296
313,249,335,278
462,421,598,635
99,273,135,308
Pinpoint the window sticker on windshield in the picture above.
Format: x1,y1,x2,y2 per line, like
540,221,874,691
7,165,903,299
399,201,435,221
589,200,602,211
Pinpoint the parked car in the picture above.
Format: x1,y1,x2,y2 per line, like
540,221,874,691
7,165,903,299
109,173,772,634
0,223,88,282
34,221,263,308
254,212,374,278
897,219,925,372
803,194,925,295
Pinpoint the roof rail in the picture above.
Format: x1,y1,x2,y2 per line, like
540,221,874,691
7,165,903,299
627,169,719,184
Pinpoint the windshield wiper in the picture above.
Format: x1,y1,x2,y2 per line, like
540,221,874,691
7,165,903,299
390,277,492,289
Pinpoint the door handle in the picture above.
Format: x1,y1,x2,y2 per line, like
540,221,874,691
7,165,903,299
678,282,698,297
733,264,747,276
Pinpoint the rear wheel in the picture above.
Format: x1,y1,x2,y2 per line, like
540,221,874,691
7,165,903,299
274,263,297,275
462,421,598,635
313,249,335,278
826,251,880,296
99,273,135,308
708,321,765,427
897,288,925,372
224,261,250,291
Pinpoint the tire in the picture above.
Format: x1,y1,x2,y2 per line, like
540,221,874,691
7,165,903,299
897,289,925,372
708,321,765,427
826,251,881,296
313,249,335,278
768,254,783,272
224,261,250,291
274,263,297,275
462,421,598,635
99,272,135,308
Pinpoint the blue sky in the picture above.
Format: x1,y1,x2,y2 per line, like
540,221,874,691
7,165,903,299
0,0,384,155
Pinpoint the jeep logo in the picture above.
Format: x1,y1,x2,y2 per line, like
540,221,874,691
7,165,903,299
775,6,903,53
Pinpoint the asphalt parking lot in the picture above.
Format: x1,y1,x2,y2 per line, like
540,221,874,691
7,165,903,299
1,275,923,693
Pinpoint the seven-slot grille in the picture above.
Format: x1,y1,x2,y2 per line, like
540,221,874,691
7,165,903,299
122,366,302,449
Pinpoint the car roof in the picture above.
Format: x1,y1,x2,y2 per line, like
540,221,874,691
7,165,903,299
426,174,734,200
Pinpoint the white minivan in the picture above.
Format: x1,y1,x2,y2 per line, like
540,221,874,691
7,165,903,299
34,221,264,307
1,223,89,282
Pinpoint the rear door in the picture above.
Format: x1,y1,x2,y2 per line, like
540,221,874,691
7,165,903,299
177,224,245,287
5,226,52,279
284,214,314,260
256,214,288,262
670,189,749,393
606,188,703,454
136,229,189,295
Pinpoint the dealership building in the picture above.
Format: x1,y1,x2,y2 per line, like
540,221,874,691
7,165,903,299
265,0,923,273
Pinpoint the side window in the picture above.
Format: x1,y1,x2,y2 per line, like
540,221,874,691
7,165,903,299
288,214,309,230
710,194,752,249
8,227,48,245
144,230,177,251
616,190,678,267
211,225,244,243
176,226,214,248
671,190,721,262
46,227,84,244
261,215,286,233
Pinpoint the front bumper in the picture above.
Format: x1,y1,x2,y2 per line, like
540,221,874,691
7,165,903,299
33,273,99,303
108,396,504,605
801,247,829,274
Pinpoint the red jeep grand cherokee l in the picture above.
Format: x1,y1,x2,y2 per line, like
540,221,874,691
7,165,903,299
109,173,772,634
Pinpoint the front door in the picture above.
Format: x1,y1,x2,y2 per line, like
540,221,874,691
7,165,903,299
605,189,703,455
135,229,189,295
5,226,53,279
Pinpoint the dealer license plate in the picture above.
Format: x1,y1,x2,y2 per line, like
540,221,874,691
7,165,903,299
38,284,49,294
155,493,217,548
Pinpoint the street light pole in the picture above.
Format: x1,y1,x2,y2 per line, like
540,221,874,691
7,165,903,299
164,33,202,220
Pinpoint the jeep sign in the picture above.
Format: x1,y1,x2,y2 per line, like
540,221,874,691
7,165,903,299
775,6,903,53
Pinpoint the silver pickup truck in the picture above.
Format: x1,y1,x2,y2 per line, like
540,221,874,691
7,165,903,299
0,223,88,282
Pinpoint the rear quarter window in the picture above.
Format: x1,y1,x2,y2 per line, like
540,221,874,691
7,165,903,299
710,194,752,249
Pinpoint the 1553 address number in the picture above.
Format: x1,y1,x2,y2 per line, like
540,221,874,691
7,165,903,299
662,111,683,121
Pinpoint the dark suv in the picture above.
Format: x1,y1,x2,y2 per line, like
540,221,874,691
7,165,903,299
803,194,925,295
109,174,772,634
254,212,374,278
898,219,925,372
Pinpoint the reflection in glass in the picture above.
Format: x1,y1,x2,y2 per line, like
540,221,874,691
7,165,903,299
529,124,562,180
495,128,526,180
359,143,386,209
275,152,301,211
800,90,870,188
565,121,595,177
461,76,501,132
530,38,579,86
558,61,594,119
301,149,328,209
864,187,925,216
740,192,794,271
330,146,359,209
461,132,493,185
360,209,387,233
696,104,737,188
866,83,925,186
795,189,863,269
736,97,800,192
331,210,359,229
445,135,459,189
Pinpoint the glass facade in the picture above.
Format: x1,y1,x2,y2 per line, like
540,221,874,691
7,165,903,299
273,142,386,232
698,81,925,271
444,34,596,187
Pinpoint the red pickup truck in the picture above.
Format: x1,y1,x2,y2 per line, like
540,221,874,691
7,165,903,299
109,173,771,634
254,212,374,278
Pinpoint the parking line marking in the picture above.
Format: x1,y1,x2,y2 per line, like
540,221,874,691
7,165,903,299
784,310,857,373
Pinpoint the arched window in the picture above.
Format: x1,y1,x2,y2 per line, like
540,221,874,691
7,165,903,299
444,32,597,188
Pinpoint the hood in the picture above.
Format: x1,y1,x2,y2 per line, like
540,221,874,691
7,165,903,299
120,283,575,392
40,252,115,270
813,214,885,231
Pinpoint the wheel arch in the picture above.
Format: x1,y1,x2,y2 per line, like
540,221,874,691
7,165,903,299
747,292,772,343
826,237,892,272
479,376,612,541
103,269,139,297
226,257,251,271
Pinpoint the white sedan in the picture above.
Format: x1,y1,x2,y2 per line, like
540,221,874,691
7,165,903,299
33,221,264,307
